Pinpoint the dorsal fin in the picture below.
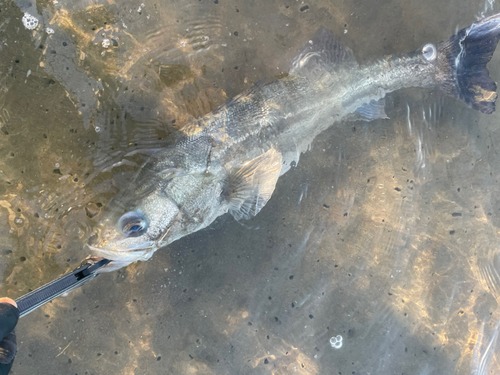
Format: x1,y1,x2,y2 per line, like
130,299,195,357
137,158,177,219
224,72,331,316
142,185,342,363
289,27,357,80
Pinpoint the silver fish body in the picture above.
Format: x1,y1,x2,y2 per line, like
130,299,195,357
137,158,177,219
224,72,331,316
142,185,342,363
88,14,500,271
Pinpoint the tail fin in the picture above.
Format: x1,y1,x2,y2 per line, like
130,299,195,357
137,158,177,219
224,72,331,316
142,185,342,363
438,14,500,114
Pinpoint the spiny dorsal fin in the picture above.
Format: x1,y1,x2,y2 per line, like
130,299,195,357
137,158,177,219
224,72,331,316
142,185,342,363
227,148,282,221
289,27,357,80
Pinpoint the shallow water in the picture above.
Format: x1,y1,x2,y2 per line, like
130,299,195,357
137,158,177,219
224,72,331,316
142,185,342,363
1,0,500,374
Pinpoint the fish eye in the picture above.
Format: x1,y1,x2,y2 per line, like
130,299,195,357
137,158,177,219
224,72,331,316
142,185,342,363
118,211,148,237
422,43,437,61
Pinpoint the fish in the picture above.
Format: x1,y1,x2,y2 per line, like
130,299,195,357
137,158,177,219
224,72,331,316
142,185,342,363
87,14,500,272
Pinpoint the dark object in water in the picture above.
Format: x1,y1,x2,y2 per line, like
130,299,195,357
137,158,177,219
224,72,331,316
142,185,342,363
15,258,110,318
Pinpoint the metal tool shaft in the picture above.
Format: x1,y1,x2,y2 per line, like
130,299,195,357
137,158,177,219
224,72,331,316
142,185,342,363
15,258,110,318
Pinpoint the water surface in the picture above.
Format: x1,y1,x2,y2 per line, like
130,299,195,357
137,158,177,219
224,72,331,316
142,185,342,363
0,0,500,374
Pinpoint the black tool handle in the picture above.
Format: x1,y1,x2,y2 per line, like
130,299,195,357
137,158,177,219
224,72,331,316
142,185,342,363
15,258,111,318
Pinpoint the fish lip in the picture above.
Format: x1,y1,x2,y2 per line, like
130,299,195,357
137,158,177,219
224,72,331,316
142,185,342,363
86,243,153,261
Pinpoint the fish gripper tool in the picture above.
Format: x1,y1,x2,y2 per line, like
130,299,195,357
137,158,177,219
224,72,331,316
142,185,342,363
15,257,111,318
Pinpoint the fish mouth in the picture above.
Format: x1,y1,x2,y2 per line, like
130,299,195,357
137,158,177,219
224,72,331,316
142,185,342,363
86,243,156,262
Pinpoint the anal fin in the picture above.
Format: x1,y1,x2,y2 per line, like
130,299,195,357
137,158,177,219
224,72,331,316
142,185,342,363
227,148,282,221
354,99,389,121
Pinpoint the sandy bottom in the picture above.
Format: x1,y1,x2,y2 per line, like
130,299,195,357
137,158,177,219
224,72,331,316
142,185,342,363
0,0,499,373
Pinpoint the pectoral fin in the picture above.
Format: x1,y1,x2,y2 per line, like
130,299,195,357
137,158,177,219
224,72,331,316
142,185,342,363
227,148,283,221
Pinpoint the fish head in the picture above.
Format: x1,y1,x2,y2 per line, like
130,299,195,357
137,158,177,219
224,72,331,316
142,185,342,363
86,154,227,270
86,188,182,265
